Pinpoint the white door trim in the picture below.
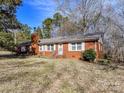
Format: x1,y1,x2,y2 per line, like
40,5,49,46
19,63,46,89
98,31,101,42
58,44,63,55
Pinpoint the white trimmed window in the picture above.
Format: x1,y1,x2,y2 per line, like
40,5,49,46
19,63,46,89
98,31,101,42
47,45,51,51
77,43,82,50
68,42,85,51
43,45,46,51
40,45,46,51
72,43,76,51
47,44,55,51
40,44,56,51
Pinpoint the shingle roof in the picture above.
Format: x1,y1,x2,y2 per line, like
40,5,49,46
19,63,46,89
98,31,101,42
39,35,100,45
18,41,31,47
18,32,103,46
84,32,104,37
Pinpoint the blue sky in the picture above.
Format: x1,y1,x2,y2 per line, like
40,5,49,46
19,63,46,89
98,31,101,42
16,0,57,28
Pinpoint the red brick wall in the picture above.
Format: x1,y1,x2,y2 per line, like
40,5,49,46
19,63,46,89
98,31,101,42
44,51,53,57
85,41,95,50
39,41,103,59
63,43,82,59
85,41,103,59
40,46,57,58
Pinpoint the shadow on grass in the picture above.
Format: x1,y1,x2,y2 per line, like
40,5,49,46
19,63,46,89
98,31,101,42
0,54,29,59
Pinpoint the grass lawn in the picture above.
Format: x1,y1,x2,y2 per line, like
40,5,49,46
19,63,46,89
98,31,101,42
0,57,124,93
0,51,14,55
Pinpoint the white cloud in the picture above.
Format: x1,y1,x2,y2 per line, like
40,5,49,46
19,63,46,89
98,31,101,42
27,0,53,6
24,0,56,11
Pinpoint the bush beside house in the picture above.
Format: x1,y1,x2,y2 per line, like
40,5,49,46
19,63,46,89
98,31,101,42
82,49,96,62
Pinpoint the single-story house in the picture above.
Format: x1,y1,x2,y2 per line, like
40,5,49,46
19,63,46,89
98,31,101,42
17,32,104,59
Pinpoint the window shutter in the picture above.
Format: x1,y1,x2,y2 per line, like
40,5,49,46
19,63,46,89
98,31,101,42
45,45,47,51
54,44,56,51
82,42,85,51
39,46,42,51
68,43,71,51
41,45,42,51
95,42,97,51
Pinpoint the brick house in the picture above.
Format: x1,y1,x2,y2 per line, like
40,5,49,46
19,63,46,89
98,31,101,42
18,32,103,59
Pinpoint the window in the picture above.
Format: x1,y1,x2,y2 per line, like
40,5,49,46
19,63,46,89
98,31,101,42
72,43,76,50
40,45,46,51
40,46,42,51
40,44,55,51
77,43,82,50
51,45,54,51
47,44,55,51
47,45,51,51
42,45,46,51
69,43,83,51
21,46,26,52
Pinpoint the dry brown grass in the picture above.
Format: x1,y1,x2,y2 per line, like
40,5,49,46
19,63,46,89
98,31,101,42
0,57,124,93
0,51,14,55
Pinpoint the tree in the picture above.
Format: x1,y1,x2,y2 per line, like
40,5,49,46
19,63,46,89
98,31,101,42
102,18,124,62
100,1,124,62
116,0,124,19
0,31,15,50
16,24,31,43
35,26,43,39
0,0,22,51
59,20,79,36
52,12,71,36
42,18,53,38
89,0,124,62
54,0,103,34
0,0,22,31
53,0,124,62
53,12,63,27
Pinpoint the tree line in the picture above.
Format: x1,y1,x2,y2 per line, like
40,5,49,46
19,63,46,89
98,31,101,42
0,0,32,50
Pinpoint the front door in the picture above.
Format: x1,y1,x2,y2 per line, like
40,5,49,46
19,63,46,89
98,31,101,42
58,44,63,55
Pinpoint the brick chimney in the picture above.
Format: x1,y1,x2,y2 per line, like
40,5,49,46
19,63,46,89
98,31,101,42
31,33,40,55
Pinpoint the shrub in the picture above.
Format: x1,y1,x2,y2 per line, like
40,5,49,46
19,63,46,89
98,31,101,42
0,31,16,51
97,59,110,65
104,53,112,60
82,49,96,62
